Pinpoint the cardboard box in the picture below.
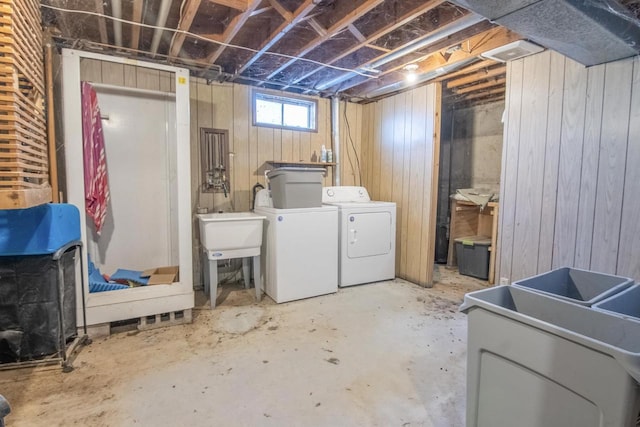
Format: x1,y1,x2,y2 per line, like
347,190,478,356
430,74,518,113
141,266,179,285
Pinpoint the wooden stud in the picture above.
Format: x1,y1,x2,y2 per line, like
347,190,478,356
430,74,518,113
94,0,108,44
130,0,143,50
236,0,316,74
207,0,248,11
446,65,507,89
205,0,262,65
452,77,506,95
265,0,385,80
169,0,203,58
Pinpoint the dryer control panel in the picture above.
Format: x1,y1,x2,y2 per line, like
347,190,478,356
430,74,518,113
322,186,371,203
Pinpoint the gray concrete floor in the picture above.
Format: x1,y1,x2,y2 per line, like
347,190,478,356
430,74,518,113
0,266,488,426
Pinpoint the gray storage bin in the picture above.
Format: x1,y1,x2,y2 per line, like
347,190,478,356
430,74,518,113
593,284,640,319
512,267,633,306
461,285,640,427
454,235,490,280
267,167,325,209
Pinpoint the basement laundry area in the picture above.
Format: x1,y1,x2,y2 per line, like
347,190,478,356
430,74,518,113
2,1,640,426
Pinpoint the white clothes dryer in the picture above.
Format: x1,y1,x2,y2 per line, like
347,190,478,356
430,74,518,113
254,189,338,303
322,186,396,287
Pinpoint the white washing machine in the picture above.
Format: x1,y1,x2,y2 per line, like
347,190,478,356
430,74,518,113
322,186,396,287
254,189,338,303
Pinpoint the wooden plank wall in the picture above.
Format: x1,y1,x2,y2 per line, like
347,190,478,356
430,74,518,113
188,79,365,285
361,84,441,287
498,50,640,283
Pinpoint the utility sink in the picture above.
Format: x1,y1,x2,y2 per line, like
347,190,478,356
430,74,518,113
197,212,266,253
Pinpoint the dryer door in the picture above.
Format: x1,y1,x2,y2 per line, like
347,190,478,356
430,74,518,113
347,211,392,258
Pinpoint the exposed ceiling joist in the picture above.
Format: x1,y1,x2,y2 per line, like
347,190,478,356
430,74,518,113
347,24,366,43
461,87,505,101
447,65,506,88
265,0,386,80
130,0,143,50
345,27,517,96
94,0,108,44
251,6,273,17
308,18,328,37
205,0,263,65
453,76,505,94
268,0,292,20
284,0,446,89
434,58,497,81
169,0,203,58
208,0,248,12
236,0,316,75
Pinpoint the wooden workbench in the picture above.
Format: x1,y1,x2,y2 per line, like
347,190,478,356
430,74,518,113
446,199,499,284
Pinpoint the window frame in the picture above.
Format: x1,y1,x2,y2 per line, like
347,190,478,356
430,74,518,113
252,89,318,133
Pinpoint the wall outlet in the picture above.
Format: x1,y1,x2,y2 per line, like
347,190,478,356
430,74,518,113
499,277,509,285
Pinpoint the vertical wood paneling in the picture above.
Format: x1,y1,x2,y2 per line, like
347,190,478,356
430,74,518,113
233,84,250,211
511,52,551,279
360,84,440,286
497,59,524,282
501,52,640,283
574,65,605,269
590,59,633,273
371,102,383,200
80,58,102,81
392,93,406,274
400,91,413,275
101,62,124,86
420,85,438,284
405,87,428,283
537,52,565,272
552,58,587,268
617,57,640,278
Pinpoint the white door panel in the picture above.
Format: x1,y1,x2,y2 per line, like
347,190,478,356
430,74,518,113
346,212,392,259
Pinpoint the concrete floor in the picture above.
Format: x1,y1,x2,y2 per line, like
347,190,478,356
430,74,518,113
0,266,487,426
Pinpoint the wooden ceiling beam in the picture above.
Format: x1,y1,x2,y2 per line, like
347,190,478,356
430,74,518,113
268,0,292,20
169,0,203,58
345,27,518,97
94,0,108,44
205,0,263,65
308,18,328,37
348,24,366,43
453,76,506,94
460,87,505,101
251,6,273,17
236,0,317,74
265,0,386,80
130,0,143,50
208,0,248,11
447,65,506,88
434,58,497,82
284,0,445,88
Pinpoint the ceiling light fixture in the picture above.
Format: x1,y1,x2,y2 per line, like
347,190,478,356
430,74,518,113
404,64,419,83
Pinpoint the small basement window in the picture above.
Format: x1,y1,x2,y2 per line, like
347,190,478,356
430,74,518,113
253,90,317,132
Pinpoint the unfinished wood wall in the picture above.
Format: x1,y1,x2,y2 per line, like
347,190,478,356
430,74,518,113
361,84,441,287
498,50,640,283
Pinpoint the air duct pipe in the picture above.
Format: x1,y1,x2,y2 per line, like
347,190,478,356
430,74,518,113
331,96,340,186
112,0,122,47
150,0,173,57
316,13,485,91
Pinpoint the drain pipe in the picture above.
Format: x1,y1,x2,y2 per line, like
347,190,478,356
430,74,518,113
150,0,173,57
331,96,341,186
112,0,122,47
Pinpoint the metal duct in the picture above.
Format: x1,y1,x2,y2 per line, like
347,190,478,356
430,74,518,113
452,0,640,66
150,0,173,57
331,96,340,186
363,57,478,99
112,0,122,47
315,13,485,92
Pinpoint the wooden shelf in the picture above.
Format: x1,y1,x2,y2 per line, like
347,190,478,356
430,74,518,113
267,161,336,167
447,199,499,284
